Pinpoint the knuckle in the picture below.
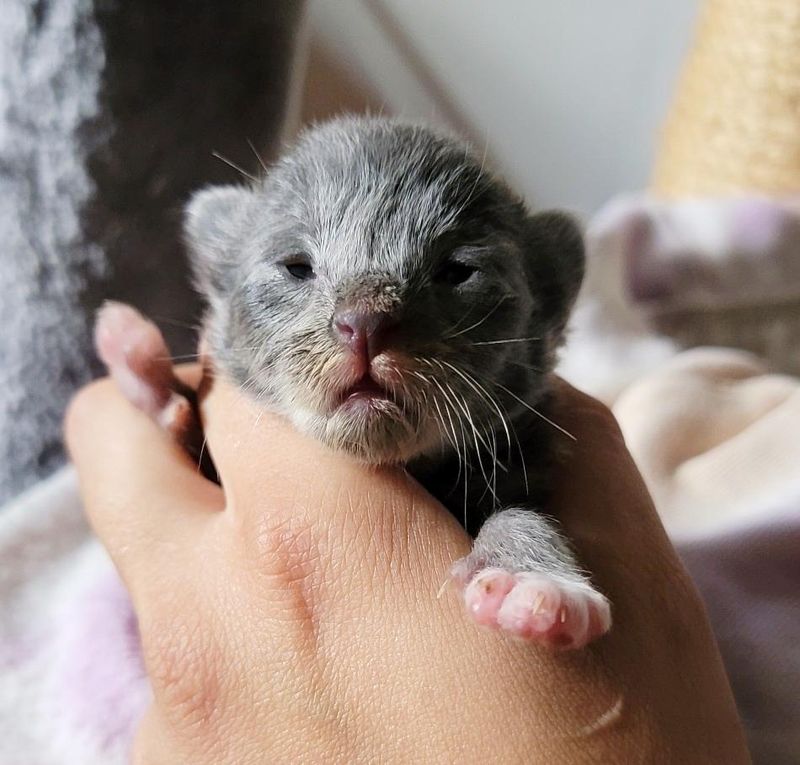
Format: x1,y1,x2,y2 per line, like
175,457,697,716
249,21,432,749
236,512,325,640
243,512,322,587
588,398,623,435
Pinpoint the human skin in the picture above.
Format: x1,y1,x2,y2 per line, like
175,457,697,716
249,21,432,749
64,367,750,764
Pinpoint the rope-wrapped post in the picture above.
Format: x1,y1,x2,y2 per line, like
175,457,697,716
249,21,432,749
653,0,800,197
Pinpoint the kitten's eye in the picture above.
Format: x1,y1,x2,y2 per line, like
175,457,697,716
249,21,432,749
435,259,478,286
283,255,315,281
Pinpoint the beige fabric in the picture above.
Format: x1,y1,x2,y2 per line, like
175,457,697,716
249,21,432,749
613,347,800,540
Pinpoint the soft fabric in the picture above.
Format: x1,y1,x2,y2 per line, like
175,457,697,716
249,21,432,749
0,467,143,765
0,0,305,505
612,348,800,763
614,347,800,541
583,193,800,379
560,192,800,405
557,196,800,762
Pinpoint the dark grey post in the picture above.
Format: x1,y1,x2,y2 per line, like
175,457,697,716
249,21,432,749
0,1,305,502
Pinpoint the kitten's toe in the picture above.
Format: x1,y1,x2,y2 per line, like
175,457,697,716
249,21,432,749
460,569,610,649
463,568,516,626
497,574,610,649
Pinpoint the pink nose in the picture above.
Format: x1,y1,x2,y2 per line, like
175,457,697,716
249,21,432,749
333,308,398,361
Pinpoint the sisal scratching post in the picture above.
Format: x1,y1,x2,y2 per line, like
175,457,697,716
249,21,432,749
652,0,800,197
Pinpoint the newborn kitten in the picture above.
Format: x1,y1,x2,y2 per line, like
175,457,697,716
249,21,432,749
96,117,610,649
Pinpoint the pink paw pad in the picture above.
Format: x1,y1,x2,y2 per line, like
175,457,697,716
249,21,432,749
461,570,611,650
463,568,515,626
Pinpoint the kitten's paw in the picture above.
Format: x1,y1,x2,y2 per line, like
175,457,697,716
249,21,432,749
457,567,611,650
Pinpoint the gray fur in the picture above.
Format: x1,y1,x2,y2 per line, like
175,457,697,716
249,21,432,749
457,507,589,585
185,116,588,582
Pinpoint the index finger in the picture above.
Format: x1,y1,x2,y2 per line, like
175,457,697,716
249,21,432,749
545,380,746,750
546,378,694,619
547,378,669,531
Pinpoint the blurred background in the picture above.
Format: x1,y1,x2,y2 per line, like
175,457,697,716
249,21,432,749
1,2,799,763
298,0,698,213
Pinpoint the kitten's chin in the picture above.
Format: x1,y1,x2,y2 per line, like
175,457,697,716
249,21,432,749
294,401,439,465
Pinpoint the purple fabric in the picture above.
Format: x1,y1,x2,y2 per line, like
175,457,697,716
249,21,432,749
52,571,148,751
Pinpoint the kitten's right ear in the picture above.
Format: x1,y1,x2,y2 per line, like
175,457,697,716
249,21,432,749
184,185,255,296
525,210,585,339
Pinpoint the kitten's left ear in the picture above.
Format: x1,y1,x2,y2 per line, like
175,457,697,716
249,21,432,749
184,184,256,298
525,210,586,339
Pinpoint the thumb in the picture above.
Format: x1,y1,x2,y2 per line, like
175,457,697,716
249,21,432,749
65,375,222,605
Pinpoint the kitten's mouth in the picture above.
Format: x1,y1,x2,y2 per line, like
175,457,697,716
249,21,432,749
337,374,394,410
320,364,436,463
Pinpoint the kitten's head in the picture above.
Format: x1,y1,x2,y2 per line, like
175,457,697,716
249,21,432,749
185,117,584,463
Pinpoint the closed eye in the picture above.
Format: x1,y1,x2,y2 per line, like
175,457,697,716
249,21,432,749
434,259,478,286
282,255,315,281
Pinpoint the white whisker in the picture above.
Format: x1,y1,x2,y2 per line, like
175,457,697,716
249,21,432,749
247,138,269,176
211,151,258,183
471,336,541,346
495,382,576,441
445,296,509,339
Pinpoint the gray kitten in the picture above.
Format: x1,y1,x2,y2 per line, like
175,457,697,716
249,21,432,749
96,117,610,649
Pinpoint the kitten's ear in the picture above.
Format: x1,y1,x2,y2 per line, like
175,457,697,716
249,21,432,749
184,185,255,297
525,210,586,340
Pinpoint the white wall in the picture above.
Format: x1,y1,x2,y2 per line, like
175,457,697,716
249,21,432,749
301,0,699,216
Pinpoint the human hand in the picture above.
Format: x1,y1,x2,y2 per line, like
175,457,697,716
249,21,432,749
65,369,749,764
